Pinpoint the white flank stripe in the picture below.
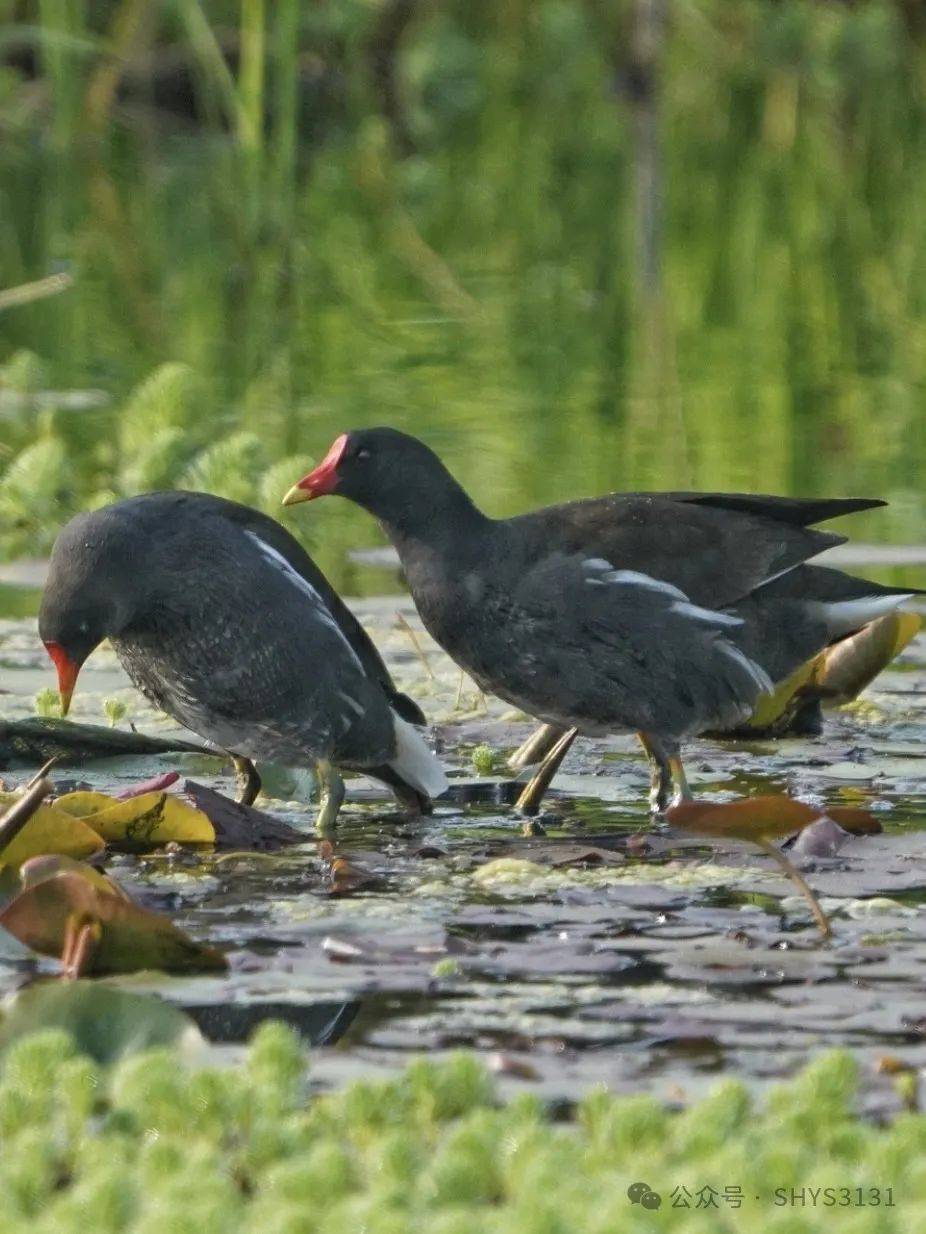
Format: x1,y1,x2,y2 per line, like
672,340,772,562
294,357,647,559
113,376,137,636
246,532,363,671
338,690,365,717
601,568,689,601
670,600,743,628
389,713,448,799
718,641,773,695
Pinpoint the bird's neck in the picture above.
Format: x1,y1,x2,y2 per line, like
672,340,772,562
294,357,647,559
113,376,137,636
374,480,492,563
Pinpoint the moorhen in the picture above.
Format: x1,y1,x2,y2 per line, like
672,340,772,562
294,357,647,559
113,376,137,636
283,428,920,812
39,492,447,827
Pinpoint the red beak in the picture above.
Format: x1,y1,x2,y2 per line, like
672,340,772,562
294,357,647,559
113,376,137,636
281,433,348,506
43,641,80,716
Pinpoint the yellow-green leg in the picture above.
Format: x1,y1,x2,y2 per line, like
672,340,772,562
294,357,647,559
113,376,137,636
232,755,261,806
638,733,691,813
508,723,564,770
315,760,346,834
514,728,579,815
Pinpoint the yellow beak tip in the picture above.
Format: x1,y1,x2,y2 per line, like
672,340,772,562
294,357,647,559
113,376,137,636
281,484,311,508
59,693,72,718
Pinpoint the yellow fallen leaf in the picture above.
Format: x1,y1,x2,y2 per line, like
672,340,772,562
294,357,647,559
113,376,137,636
820,611,924,704
54,790,118,818
79,791,215,846
0,804,104,869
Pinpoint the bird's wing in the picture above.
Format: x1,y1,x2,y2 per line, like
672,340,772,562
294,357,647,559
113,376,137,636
207,496,425,722
503,552,773,737
505,494,843,608
649,493,885,527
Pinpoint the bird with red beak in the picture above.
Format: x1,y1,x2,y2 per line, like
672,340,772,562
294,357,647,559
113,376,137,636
282,426,920,815
38,491,447,822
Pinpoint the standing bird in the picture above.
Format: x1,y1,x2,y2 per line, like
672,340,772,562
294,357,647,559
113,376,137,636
39,492,447,828
282,428,919,812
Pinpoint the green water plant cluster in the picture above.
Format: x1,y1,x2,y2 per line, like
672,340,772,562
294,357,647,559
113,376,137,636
0,356,317,561
0,1026,923,1233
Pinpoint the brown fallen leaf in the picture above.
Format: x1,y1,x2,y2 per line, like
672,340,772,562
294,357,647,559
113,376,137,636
826,806,883,836
666,795,821,842
0,871,227,976
318,841,381,895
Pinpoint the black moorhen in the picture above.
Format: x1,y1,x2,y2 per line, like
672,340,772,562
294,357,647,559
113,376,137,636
282,428,919,812
39,492,446,827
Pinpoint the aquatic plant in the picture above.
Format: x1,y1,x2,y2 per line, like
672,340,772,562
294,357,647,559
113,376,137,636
102,698,129,728
0,1028,919,1232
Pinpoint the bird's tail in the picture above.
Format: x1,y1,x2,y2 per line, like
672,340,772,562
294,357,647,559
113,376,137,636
386,712,448,800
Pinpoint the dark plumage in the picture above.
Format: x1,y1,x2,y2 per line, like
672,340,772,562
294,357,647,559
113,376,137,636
38,492,446,826
283,428,919,811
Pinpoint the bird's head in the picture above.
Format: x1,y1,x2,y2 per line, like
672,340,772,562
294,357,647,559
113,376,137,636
281,427,464,530
38,509,142,715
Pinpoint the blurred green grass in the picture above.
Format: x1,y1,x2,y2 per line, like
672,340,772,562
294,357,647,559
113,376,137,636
1,1,925,589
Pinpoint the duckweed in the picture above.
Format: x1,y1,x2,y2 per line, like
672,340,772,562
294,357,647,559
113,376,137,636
0,1027,922,1232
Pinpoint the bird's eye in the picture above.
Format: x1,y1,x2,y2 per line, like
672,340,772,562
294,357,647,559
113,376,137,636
77,620,89,635
356,448,371,461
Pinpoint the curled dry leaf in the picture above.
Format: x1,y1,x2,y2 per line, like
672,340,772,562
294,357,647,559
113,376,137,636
665,795,821,842
818,611,923,704
0,869,227,975
115,771,181,799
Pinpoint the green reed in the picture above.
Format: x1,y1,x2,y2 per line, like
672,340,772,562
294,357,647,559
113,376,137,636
1,1,925,584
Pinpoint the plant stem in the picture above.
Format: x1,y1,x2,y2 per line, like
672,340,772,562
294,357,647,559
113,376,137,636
755,836,831,941
0,779,54,857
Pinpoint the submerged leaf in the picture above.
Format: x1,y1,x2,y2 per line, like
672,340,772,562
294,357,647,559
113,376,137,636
666,795,821,842
0,872,227,974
